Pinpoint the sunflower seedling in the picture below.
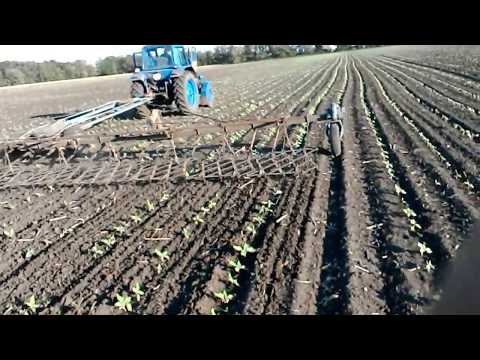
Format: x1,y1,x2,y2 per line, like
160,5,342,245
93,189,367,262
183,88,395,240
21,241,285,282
154,248,170,262
214,289,234,304
91,243,104,258
160,192,170,202
130,213,143,224
228,259,246,273
418,242,432,257
227,271,240,287
426,260,435,273
114,294,133,312
182,227,192,239
24,295,39,314
131,282,145,302
193,214,204,225
233,242,256,257
145,200,155,212
112,224,127,235
101,234,116,249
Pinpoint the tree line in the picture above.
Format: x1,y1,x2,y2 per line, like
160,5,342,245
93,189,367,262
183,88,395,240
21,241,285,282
0,45,384,87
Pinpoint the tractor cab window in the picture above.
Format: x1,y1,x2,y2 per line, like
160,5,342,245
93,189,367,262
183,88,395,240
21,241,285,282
144,47,174,70
177,47,189,66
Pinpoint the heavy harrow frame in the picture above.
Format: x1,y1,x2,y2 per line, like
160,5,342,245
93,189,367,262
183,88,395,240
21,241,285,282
0,99,344,189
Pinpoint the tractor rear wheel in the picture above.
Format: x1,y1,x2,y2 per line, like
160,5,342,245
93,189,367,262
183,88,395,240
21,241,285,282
174,71,200,114
329,123,342,157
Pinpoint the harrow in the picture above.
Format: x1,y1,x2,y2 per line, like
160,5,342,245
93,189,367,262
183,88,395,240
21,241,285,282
0,99,344,189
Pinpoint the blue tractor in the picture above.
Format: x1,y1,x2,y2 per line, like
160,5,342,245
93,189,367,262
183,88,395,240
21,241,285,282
128,45,214,115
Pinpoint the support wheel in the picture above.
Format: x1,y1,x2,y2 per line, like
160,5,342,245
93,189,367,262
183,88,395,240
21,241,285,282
329,123,342,158
174,71,200,114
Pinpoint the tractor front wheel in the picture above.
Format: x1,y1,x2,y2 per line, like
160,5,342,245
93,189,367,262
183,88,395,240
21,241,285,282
174,71,200,114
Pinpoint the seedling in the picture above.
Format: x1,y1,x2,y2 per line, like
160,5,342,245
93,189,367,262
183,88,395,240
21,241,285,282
252,214,265,225
227,271,240,287
193,214,204,225
145,200,155,212
214,289,234,304
25,248,35,260
131,282,145,302
228,258,246,273
417,242,432,257
101,234,116,248
91,243,104,258
114,294,133,312
112,224,127,235
210,307,217,315
160,192,170,202
24,295,39,314
426,260,435,273
130,213,143,224
233,242,256,257
182,227,192,239
154,248,170,262
245,223,256,234
207,200,217,209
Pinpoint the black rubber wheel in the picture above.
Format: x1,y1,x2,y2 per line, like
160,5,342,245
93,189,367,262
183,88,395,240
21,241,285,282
174,71,200,114
130,82,145,98
329,124,342,157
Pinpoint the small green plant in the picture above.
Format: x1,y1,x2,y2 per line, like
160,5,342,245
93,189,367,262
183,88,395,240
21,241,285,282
233,242,256,257
154,248,170,262
100,234,116,248
214,289,234,304
193,214,204,225
114,294,133,312
130,213,143,224
24,295,39,314
182,227,191,239
210,307,217,315
145,200,155,212
131,282,145,302
91,243,104,257
245,223,256,234
425,260,435,273
228,259,246,273
112,223,127,235
418,242,432,257
160,192,170,202
227,271,239,287
207,200,217,209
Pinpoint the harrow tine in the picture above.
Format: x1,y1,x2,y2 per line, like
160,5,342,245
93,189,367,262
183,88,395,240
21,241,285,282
272,123,280,153
170,138,179,164
249,129,257,152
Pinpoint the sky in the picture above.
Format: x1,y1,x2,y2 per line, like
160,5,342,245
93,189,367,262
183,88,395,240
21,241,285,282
0,45,217,64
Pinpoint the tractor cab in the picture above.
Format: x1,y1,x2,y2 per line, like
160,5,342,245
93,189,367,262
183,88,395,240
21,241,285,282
132,45,198,72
